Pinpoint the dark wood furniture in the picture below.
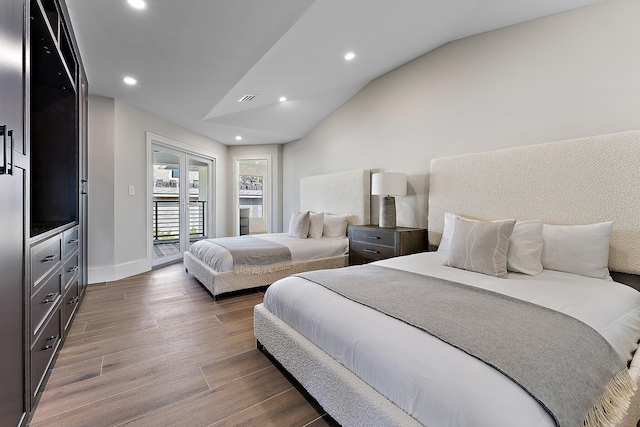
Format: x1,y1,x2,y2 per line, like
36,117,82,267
349,225,427,265
0,2,28,425
239,207,250,235
0,1,87,425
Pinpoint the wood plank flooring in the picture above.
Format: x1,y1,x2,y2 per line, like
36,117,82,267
29,262,339,427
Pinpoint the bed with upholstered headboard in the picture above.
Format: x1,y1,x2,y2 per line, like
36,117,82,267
254,130,640,427
184,169,370,300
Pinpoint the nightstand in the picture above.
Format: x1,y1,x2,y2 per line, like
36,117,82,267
348,225,428,265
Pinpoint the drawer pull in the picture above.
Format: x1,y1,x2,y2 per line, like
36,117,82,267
46,292,56,297
42,298,55,304
43,345,54,351
365,235,381,240
364,248,379,254
47,335,58,341
68,266,79,273
68,239,79,244
69,297,78,304
43,254,57,262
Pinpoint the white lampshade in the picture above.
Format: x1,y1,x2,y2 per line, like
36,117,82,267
371,173,407,196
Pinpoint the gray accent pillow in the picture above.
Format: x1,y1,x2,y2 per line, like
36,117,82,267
288,211,310,239
444,217,516,278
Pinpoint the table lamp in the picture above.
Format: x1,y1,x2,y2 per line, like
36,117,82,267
371,172,407,228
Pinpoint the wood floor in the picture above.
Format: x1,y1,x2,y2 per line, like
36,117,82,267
29,262,339,427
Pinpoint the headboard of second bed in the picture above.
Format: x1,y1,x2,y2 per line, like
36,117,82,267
300,169,371,226
428,130,640,275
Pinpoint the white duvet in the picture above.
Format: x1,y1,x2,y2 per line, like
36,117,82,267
187,233,348,273
263,252,640,427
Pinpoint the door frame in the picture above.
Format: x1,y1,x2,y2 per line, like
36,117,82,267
146,132,218,268
232,154,272,236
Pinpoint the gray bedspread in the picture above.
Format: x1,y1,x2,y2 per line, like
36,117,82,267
296,264,634,427
213,236,292,274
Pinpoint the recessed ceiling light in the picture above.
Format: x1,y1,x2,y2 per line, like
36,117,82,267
127,0,147,9
279,96,287,103
344,52,356,61
235,136,242,141
123,76,137,85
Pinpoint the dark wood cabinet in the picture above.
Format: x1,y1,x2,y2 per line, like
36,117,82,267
349,225,428,265
0,1,28,426
0,0,86,425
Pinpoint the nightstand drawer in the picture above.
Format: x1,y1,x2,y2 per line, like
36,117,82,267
350,241,395,257
350,241,395,264
348,225,427,265
349,227,395,246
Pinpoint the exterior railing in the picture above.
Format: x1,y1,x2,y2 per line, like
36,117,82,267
153,201,206,242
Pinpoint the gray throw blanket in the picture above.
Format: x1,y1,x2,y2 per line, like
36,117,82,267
213,236,292,274
296,265,636,427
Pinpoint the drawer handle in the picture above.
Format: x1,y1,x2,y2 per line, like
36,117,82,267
43,345,54,351
68,239,79,244
47,335,58,341
69,296,78,304
364,235,381,240
364,248,379,254
43,254,57,262
42,298,55,304
68,266,79,273
46,292,56,297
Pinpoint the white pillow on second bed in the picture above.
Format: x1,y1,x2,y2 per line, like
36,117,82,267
438,212,613,279
438,213,544,276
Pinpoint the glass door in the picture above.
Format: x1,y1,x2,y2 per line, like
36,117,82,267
234,156,271,236
187,155,213,250
151,145,213,266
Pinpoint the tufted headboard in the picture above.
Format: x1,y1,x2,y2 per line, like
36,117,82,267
428,130,640,275
300,169,370,226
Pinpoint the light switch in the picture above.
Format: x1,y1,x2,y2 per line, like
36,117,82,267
128,185,135,196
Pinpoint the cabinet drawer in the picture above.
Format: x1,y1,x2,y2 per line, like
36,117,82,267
350,241,395,262
31,271,61,336
32,235,62,287
63,226,80,256
63,252,79,290
31,311,61,397
62,277,80,332
349,227,395,247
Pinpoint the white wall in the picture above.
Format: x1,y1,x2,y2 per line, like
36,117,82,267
282,0,640,229
87,96,115,279
88,96,229,283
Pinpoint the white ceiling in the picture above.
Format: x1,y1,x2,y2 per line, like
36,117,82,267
65,0,604,146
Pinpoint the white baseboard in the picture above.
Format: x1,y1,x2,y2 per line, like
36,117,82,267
88,258,150,284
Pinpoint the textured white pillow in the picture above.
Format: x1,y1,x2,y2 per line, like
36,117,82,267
507,220,544,276
308,211,324,238
541,221,613,279
323,214,348,238
444,217,516,278
288,211,310,239
439,213,543,275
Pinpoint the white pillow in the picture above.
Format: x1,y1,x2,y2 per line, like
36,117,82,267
444,217,516,279
541,221,613,279
323,214,348,238
437,212,456,254
288,211,310,239
438,213,544,275
308,211,324,238
507,220,544,276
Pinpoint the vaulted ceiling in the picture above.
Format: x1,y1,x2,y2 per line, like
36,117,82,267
66,0,604,146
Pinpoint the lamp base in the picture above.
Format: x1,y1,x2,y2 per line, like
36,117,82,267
379,196,396,228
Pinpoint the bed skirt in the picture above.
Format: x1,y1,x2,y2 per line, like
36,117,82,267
184,251,347,300
253,303,640,427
